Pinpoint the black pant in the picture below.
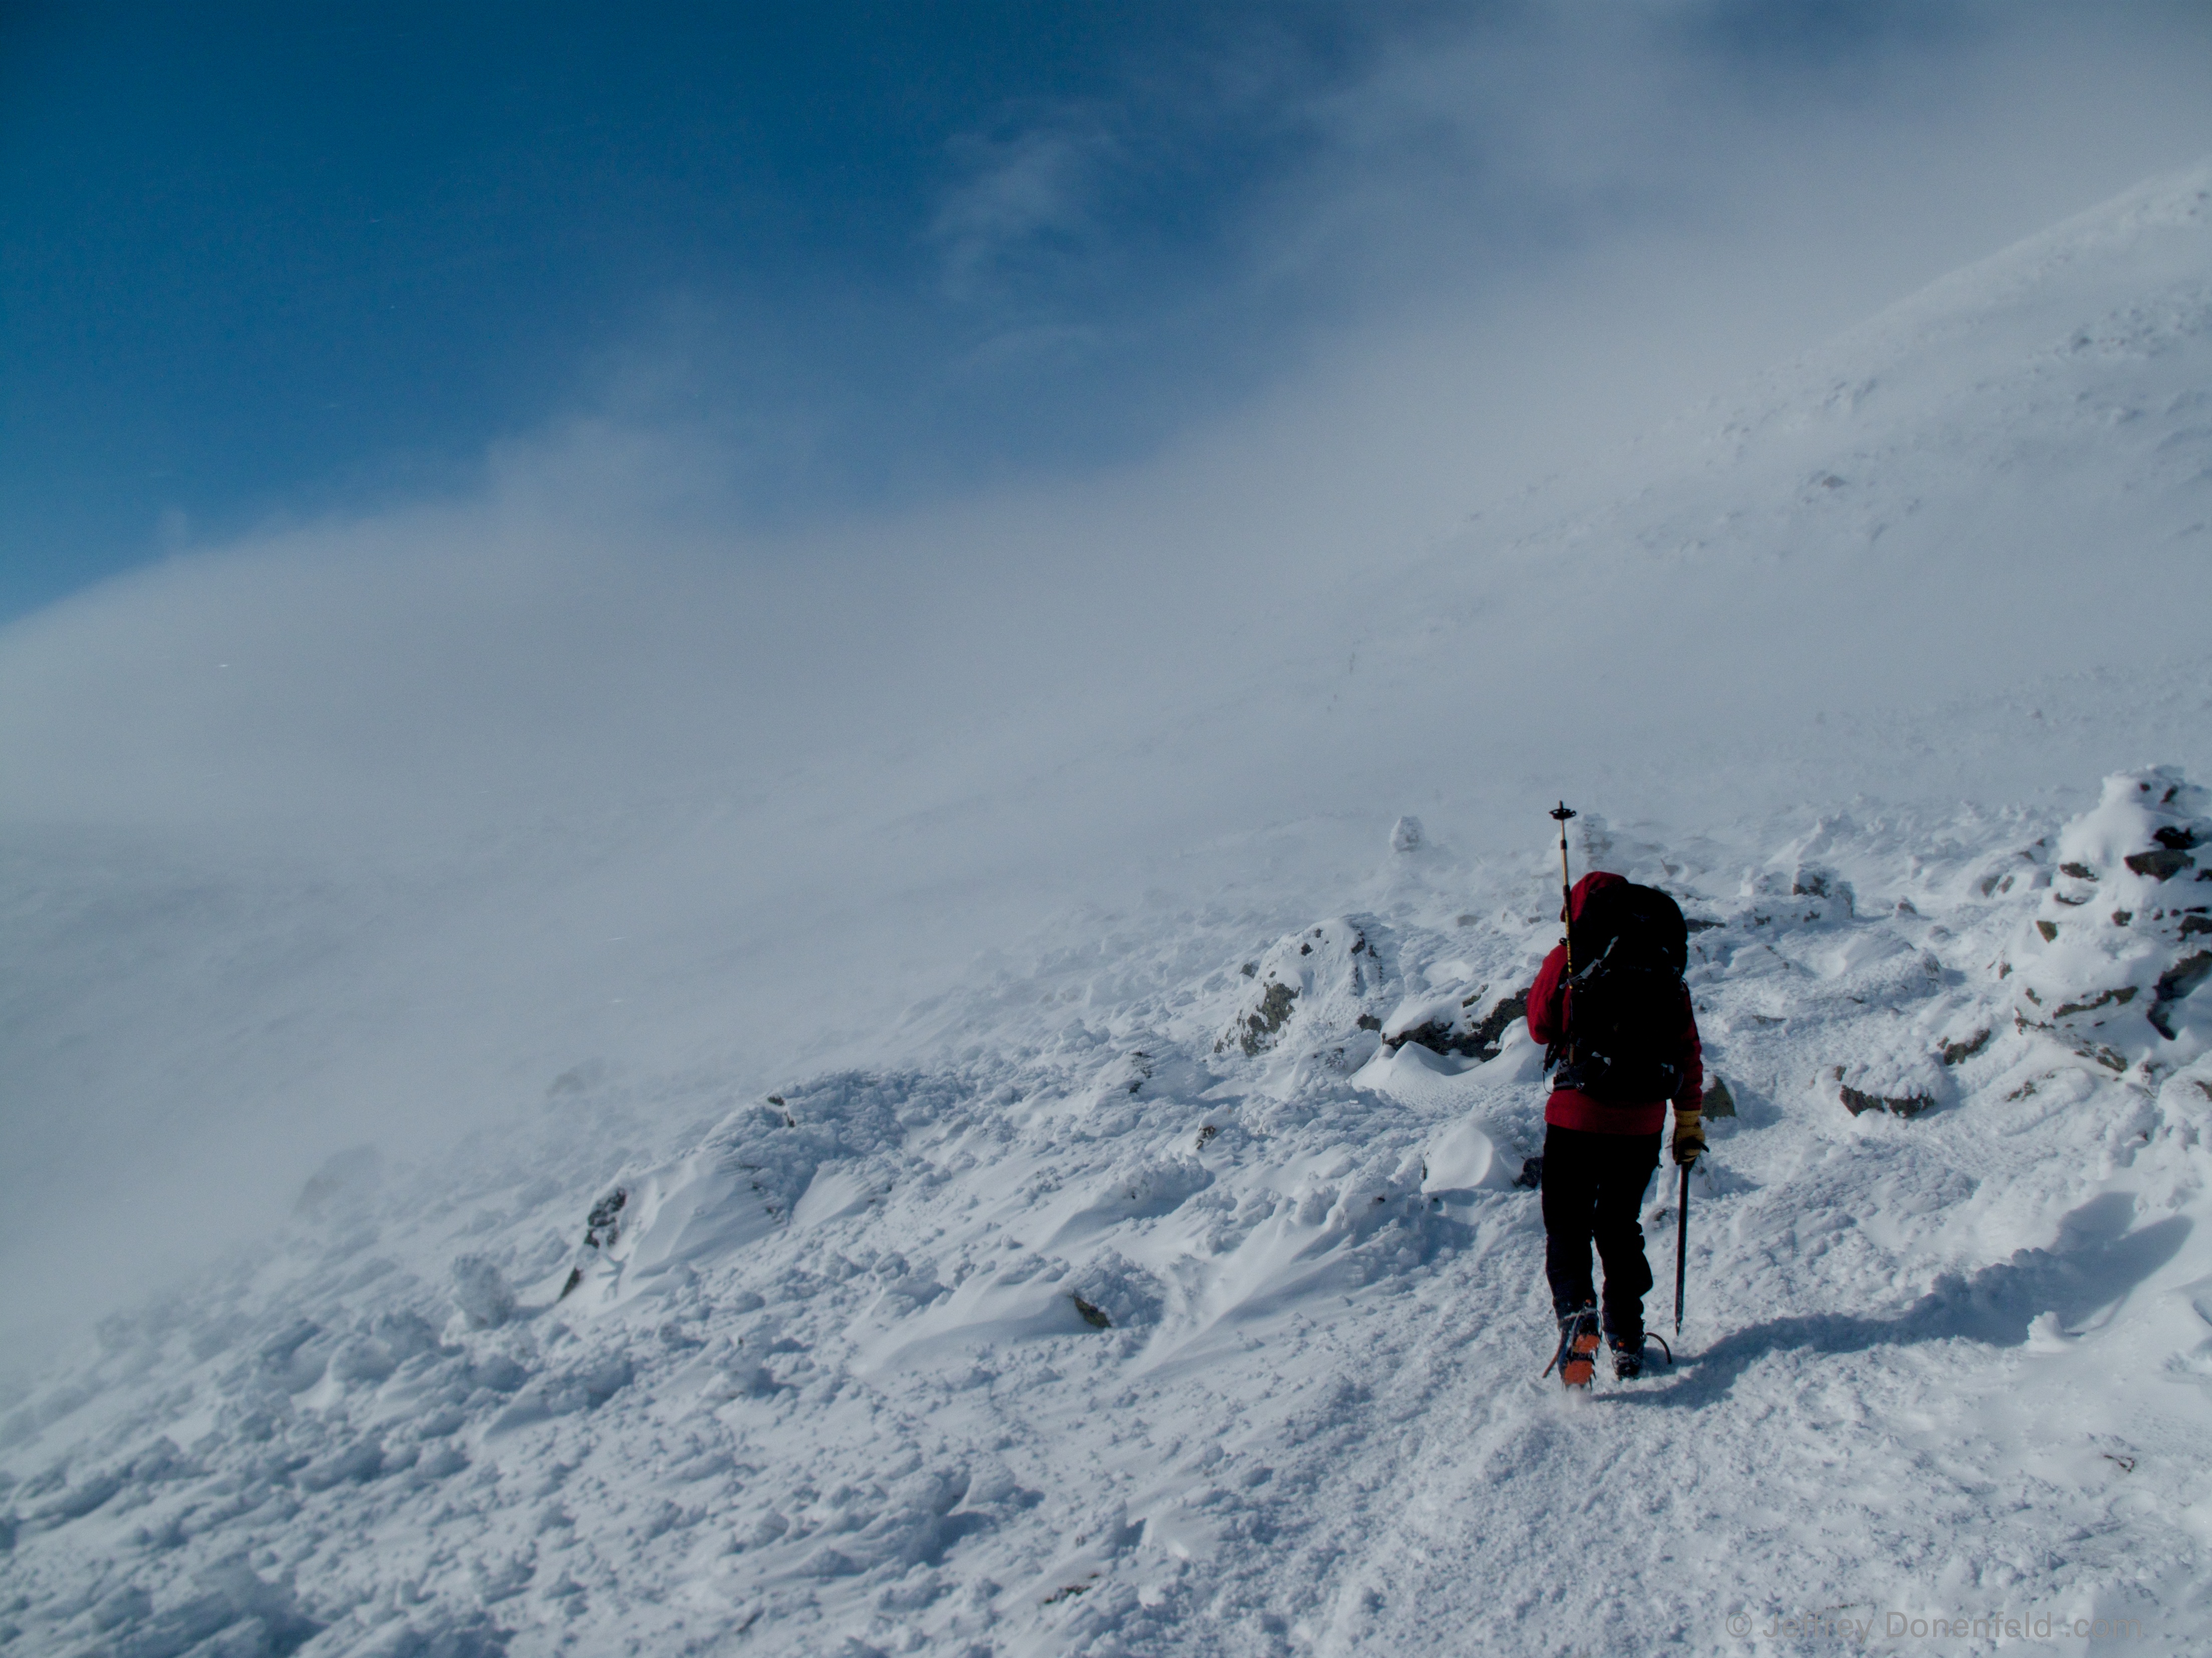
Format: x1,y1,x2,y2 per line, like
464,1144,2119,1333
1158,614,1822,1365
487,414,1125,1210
1541,1124,1662,1339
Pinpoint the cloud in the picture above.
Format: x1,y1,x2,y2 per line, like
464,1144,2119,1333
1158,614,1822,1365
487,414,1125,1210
2,2,2210,1346
933,118,1127,302
909,1,2212,392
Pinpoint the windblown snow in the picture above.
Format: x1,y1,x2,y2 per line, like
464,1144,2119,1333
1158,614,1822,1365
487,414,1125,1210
7,164,2212,1656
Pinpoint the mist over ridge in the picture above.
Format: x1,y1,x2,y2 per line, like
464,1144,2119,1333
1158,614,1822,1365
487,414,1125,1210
5,155,2212,1354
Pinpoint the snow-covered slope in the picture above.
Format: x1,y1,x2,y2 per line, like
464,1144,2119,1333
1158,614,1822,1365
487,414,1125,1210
7,163,2212,1654
9,779,2212,1655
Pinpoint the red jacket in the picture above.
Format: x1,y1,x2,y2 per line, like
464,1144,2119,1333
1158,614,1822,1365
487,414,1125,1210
1528,871,1703,1135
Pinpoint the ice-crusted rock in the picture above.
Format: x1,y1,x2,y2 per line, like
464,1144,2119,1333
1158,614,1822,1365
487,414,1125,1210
1218,917,1393,1057
1832,1072,1936,1119
450,1255,516,1330
1381,984,1530,1061
1063,1251,1166,1330
584,1186,627,1250
1740,863,1856,928
561,1074,922,1306
2010,767,2212,1071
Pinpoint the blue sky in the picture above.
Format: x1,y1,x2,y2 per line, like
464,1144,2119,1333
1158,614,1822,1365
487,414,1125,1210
4,1,2209,620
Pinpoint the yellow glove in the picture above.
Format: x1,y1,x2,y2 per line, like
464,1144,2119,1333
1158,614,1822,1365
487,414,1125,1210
1672,1108,1705,1167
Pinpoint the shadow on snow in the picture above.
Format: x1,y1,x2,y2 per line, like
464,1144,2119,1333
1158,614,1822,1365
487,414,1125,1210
1620,1194,2190,1408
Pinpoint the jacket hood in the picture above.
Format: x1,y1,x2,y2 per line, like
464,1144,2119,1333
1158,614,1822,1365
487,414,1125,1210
1566,870,1626,921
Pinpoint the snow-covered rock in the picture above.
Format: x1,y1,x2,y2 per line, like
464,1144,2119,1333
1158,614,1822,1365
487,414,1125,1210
2010,767,2212,1072
1215,916,1390,1059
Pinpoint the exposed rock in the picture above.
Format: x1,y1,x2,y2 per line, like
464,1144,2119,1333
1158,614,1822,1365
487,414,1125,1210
585,1187,628,1250
1391,815,1424,853
1468,989,1531,1054
1384,987,1531,1061
2125,848,2194,880
1064,1249,1167,1330
1702,1076,1736,1119
1941,1029,1992,1066
1789,866,1855,917
1385,1018,1456,1056
2036,920,2059,942
1240,982,1297,1055
1827,1058,1940,1119
1120,1050,1154,1095
2050,986,2136,1021
2149,950,2212,1039
1839,1083,1934,1119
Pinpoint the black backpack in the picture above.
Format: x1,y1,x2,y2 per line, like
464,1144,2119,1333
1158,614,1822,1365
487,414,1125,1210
1551,882,1689,1102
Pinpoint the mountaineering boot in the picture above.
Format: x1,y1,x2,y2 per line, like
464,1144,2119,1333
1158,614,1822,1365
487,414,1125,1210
1609,1332,1643,1380
1551,1305,1601,1388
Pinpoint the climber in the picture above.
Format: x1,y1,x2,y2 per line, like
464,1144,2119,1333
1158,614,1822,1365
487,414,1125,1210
1529,870,1704,1384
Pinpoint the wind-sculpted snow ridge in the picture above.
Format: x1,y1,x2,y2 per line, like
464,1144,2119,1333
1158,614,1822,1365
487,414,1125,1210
8,774,2212,1655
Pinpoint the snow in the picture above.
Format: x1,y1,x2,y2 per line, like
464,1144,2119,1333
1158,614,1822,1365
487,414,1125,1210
7,163,2212,1653
9,782,2212,1654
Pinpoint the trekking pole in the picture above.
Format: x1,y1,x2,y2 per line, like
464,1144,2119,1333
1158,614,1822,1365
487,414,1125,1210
1550,802,1577,1068
1549,802,1576,973
1674,1160,1691,1338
